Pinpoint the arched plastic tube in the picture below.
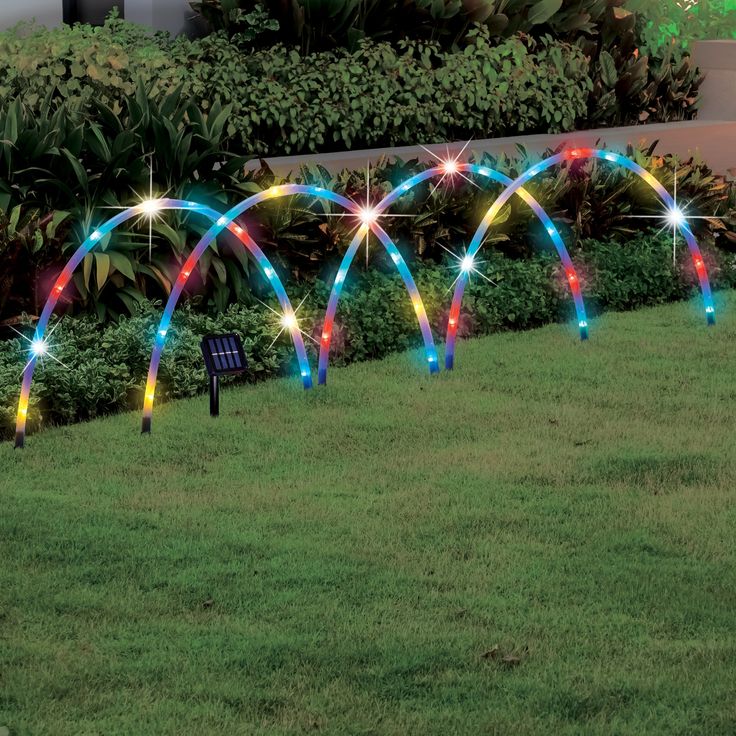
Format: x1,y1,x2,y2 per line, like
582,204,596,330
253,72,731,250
14,198,309,448
317,163,587,385
445,149,716,370
141,184,438,433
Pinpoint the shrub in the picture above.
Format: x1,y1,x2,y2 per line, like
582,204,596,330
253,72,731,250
0,13,176,113
0,13,702,157
632,0,736,54
2,113,731,327
173,28,592,155
1,231,733,440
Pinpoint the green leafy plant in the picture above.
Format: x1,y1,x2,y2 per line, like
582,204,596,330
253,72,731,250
0,12,178,113
0,87,256,323
174,28,592,155
629,0,736,54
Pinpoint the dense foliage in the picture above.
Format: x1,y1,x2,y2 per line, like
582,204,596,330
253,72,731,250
0,89,730,327
2,230,734,440
0,9,708,162
176,28,591,154
632,0,736,53
190,0,736,53
0,86,257,322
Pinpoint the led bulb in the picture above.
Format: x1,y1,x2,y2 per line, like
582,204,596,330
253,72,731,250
140,199,162,215
461,255,474,273
31,339,48,357
358,207,378,226
441,159,459,175
281,312,298,330
666,206,685,228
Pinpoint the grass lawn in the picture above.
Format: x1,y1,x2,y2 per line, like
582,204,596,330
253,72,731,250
2,293,736,735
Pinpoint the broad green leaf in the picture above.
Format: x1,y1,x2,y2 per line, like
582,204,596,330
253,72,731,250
95,252,111,289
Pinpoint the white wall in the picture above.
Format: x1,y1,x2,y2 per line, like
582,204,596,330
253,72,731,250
0,0,62,28
693,41,736,121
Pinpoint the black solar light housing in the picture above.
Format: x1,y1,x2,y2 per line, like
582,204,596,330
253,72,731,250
200,333,248,417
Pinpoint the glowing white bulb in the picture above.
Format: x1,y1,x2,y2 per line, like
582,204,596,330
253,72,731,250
281,312,298,330
461,255,475,273
358,207,378,226
217,217,228,227
90,230,102,242
140,199,162,215
442,159,459,175
666,206,686,228
31,339,48,357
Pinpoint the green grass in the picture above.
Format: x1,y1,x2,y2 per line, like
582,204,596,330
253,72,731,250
2,293,736,735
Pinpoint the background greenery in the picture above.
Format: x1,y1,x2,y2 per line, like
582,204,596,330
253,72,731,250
0,2,717,159
1,105,732,326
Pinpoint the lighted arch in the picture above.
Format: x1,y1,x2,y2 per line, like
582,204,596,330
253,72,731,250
444,149,717,370
14,198,311,448
141,184,438,433
317,162,588,385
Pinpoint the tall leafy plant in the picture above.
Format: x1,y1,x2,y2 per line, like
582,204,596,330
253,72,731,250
0,87,257,323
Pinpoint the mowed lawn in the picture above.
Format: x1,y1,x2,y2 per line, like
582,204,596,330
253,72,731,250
2,294,736,736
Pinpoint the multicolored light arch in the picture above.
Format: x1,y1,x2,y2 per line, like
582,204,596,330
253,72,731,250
14,198,311,447
316,162,588,385
13,149,715,447
139,184,439,434
443,149,716,371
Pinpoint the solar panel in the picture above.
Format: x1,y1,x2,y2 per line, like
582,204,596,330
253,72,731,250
200,333,248,377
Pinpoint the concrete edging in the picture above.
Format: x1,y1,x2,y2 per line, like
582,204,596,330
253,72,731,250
248,120,736,177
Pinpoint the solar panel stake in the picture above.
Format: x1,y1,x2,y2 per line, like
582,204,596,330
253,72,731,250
200,333,247,421
209,375,220,417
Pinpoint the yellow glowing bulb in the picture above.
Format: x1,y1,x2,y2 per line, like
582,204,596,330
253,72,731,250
140,199,162,215
281,313,298,330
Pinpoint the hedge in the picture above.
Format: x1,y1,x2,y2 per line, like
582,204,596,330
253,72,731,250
174,28,592,154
